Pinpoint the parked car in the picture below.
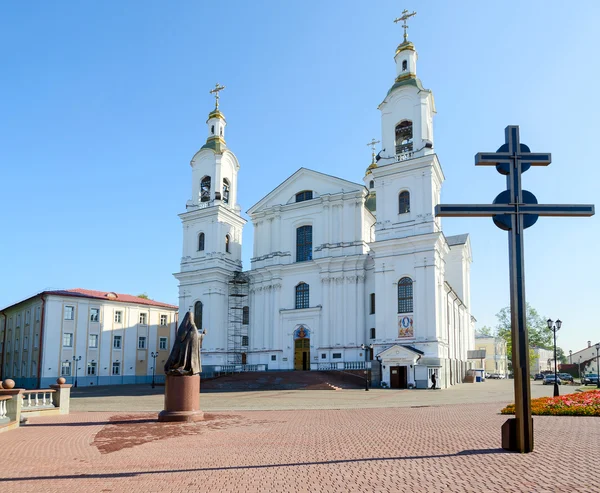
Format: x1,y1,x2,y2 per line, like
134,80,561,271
533,373,544,381
543,375,562,385
583,374,599,385
558,373,574,383
488,373,505,379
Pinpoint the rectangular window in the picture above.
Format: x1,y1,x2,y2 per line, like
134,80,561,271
61,362,72,376
242,306,249,325
160,314,168,326
25,311,30,325
271,355,276,361
332,353,342,359
63,333,73,347
89,334,98,348
321,353,326,359
370,328,376,339
139,313,147,325
112,362,121,375
296,225,313,262
370,293,375,314
87,361,97,375
242,336,249,347
64,306,74,320
138,336,147,349
90,308,99,322
115,311,122,323
159,337,168,350
113,335,122,349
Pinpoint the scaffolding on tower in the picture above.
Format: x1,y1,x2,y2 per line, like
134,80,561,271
227,271,249,365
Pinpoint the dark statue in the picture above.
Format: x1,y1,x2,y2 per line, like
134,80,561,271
164,311,205,376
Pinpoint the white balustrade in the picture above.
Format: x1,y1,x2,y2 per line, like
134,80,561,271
21,390,56,411
0,398,9,422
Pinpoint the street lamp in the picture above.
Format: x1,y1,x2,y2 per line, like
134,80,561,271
569,349,572,364
596,342,600,389
72,355,82,388
150,352,158,389
579,355,582,383
547,319,562,397
360,344,373,391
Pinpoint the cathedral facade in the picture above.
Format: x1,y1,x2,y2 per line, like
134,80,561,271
175,32,475,389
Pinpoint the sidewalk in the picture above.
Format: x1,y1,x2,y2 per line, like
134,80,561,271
2,401,598,492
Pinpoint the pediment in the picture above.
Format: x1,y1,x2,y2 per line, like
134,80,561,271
246,167,364,215
377,344,424,361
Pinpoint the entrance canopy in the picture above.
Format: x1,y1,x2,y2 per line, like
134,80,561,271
377,344,424,366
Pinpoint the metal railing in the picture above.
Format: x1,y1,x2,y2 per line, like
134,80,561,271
21,390,56,411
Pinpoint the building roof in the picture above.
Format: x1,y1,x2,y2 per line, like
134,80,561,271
1,288,178,311
446,233,469,246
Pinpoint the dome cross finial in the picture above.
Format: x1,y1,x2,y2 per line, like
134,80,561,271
209,83,225,109
394,9,417,42
366,138,381,164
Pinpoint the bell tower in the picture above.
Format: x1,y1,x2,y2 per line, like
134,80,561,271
174,84,247,365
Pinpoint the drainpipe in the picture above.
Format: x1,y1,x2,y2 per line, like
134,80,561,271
0,310,6,380
37,295,46,388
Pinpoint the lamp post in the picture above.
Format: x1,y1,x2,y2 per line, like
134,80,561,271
547,319,562,397
579,355,582,383
596,342,600,389
150,352,158,389
360,343,373,391
72,355,82,388
569,350,572,364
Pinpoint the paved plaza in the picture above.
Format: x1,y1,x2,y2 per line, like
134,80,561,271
1,380,599,492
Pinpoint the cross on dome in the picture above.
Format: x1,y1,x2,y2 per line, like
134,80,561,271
394,9,417,42
209,83,225,109
366,138,381,164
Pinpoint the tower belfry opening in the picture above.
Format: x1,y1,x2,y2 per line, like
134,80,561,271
227,271,249,364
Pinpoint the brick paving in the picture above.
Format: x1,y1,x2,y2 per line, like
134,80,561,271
1,401,599,492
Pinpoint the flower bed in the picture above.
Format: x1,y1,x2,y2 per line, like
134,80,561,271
501,390,600,416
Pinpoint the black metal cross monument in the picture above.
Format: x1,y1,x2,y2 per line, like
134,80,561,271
436,126,595,453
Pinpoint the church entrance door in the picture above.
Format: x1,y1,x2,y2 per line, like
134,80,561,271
294,338,310,371
390,366,408,389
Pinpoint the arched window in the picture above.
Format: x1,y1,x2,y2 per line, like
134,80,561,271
398,191,410,214
198,232,205,251
194,301,203,329
395,120,413,156
369,180,374,189
225,234,230,253
295,190,313,202
242,306,249,325
223,179,230,204
402,60,408,71
200,176,211,202
398,277,413,314
295,282,309,309
211,125,215,134
296,225,312,262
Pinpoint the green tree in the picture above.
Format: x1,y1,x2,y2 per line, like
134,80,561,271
476,325,494,337
137,293,150,299
495,303,553,360
529,348,539,373
555,347,568,365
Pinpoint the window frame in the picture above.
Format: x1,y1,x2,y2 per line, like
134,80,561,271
61,361,72,377
89,334,99,349
296,225,313,262
295,190,313,202
113,335,122,349
222,179,230,204
90,308,100,322
114,311,122,323
241,335,249,347
64,306,74,320
138,336,147,350
159,337,168,351
62,332,73,348
242,306,249,325
139,313,147,325
87,361,97,376
160,314,168,326
200,175,211,202
225,234,230,253
397,277,414,314
295,282,310,310
369,293,375,314
370,328,376,339
398,190,410,214
198,232,205,251
112,361,121,376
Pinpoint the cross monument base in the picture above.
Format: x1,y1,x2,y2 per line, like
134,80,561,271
501,418,534,452
158,374,204,422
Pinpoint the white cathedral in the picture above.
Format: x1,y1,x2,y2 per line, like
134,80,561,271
175,25,476,389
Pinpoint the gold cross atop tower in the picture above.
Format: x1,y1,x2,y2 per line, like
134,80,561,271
209,83,225,109
366,138,380,164
394,9,417,42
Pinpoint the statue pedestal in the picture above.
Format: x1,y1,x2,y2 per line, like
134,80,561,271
158,374,204,422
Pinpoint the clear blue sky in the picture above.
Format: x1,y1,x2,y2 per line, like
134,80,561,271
1,1,598,355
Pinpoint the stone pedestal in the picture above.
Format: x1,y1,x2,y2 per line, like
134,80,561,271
158,374,203,422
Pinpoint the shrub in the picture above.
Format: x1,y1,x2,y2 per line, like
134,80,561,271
501,390,600,416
